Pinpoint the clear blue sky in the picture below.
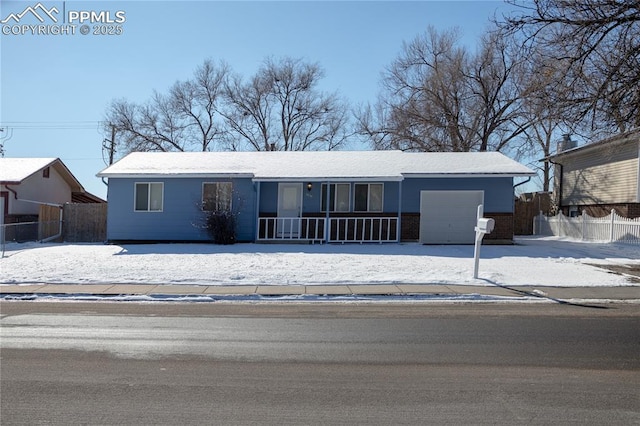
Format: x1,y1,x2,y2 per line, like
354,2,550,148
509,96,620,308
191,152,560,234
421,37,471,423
1,1,518,199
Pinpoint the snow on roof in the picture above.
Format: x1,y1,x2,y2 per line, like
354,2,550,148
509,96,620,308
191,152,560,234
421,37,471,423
97,151,535,180
0,157,57,183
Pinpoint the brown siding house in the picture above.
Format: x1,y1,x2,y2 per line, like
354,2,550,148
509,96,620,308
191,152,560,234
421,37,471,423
544,131,640,218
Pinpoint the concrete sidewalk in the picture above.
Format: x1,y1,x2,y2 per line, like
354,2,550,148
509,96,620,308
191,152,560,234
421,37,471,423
1,283,638,301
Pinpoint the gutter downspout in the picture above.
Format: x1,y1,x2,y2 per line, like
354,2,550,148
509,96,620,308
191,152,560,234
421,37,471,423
5,184,18,201
547,159,563,213
513,176,531,191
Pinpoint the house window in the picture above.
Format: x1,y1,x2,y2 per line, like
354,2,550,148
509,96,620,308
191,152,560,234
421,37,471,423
321,183,350,212
135,182,163,212
42,167,50,178
354,183,383,212
203,182,233,212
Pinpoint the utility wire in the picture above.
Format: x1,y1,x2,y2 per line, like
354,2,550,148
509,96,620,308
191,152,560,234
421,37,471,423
0,121,104,130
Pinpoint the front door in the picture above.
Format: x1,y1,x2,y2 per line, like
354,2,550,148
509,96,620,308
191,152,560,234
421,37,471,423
277,183,302,237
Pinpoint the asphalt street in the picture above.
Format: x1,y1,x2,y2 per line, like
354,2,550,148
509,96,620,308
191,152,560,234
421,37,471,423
1,302,639,425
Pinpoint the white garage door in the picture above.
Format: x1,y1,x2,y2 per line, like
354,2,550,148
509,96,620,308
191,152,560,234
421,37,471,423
419,190,484,244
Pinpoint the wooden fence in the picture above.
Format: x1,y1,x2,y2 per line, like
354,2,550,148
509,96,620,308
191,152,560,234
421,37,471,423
38,205,62,241
534,210,640,244
63,203,107,242
514,192,553,235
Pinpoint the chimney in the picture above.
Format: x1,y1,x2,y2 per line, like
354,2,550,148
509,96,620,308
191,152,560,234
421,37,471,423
556,134,576,153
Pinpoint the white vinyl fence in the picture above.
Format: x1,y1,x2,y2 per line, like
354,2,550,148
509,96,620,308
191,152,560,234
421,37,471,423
534,210,640,244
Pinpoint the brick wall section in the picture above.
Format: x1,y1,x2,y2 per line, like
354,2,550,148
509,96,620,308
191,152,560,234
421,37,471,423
400,213,420,241
399,212,514,243
483,213,514,242
561,203,640,219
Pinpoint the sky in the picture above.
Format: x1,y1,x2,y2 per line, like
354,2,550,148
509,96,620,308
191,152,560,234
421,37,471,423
1,0,521,199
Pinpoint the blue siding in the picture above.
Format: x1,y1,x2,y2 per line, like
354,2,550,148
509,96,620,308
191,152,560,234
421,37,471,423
258,181,401,214
401,177,514,212
107,176,513,241
259,182,278,213
255,179,511,215
106,178,256,242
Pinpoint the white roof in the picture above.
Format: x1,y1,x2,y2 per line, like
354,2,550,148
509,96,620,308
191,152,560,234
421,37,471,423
0,157,57,183
97,151,535,181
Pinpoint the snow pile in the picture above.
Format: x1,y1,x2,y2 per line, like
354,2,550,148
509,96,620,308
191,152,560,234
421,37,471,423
1,237,638,287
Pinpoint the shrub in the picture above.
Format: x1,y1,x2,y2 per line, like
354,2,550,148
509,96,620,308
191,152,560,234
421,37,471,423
205,210,236,245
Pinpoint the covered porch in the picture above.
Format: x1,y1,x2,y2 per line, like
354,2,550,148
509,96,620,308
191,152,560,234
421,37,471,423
254,179,402,243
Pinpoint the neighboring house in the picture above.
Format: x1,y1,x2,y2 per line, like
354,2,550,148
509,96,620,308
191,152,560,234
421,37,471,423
98,151,534,244
0,157,104,224
545,131,640,218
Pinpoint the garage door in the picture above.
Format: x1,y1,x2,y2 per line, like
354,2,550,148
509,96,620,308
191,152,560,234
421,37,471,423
419,190,484,244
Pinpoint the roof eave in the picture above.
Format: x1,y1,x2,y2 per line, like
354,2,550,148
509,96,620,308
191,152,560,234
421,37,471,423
402,172,536,178
51,159,85,192
544,131,640,162
97,173,256,179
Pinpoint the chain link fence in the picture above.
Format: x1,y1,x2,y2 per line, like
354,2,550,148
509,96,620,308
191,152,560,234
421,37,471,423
0,220,62,257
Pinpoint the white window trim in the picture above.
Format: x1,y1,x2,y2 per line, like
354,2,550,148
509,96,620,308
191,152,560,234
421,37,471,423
202,181,233,212
134,182,164,212
354,183,384,212
321,183,351,212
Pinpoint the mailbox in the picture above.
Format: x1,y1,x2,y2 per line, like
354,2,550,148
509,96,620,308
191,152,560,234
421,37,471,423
475,218,495,234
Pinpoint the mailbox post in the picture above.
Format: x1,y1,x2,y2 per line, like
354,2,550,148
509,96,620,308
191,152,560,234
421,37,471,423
473,205,495,279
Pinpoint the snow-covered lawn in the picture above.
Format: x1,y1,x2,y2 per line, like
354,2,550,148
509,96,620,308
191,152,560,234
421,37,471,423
1,237,638,287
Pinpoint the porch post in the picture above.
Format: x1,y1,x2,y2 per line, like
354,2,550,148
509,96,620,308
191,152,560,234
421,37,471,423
325,180,330,243
397,179,402,242
255,181,261,242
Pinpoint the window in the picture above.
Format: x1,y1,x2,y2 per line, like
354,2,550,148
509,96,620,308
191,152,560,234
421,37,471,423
321,183,350,212
203,182,233,212
568,206,580,217
135,182,163,212
354,183,383,212
42,167,50,178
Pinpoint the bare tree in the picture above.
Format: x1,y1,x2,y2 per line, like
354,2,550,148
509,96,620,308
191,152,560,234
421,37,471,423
510,47,576,192
468,30,531,152
105,59,229,155
363,27,473,151
222,72,273,151
357,26,531,153
497,0,640,134
223,57,350,151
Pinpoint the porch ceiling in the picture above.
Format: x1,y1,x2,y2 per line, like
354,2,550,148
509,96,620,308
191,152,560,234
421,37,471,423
253,176,404,182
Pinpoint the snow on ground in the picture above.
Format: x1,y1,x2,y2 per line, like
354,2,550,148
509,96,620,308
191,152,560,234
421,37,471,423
1,237,638,287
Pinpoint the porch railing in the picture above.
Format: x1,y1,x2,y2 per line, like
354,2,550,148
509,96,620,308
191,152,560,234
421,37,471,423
329,217,398,243
257,216,399,243
258,217,326,242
